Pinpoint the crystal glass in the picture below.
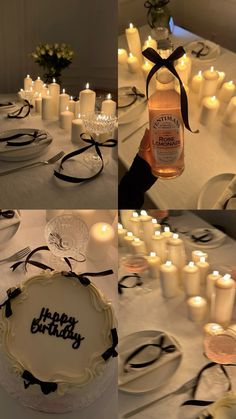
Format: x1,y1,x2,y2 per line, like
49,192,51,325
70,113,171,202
204,331,236,364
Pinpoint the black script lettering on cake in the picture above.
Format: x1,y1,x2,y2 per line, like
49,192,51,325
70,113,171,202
30,307,85,349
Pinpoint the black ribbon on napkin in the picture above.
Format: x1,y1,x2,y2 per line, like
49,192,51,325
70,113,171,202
22,370,57,395
62,269,114,287
102,328,118,361
8,100,33,119
53,133,117,184
191,41,210,58
144,0,170,28
0,130,47,147
118,87,145,109
0,287,21,317
142,46,199,133
118,273,143,294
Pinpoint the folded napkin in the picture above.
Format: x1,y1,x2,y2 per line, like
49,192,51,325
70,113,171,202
0,211,21,231
212,175,236,209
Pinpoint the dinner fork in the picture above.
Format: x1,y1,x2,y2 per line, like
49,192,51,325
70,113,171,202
123,376,198,418
0,151,64,177
0,246,31,264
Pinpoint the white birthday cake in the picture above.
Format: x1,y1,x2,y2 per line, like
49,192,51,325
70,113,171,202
0,270,117,412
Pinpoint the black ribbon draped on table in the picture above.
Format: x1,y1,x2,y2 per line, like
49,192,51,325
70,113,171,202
0,130,47,147
142,46,199,133
22,370,58,395
118,273,143,294
0,287,21,318
7,100,33,119
53,133,117,183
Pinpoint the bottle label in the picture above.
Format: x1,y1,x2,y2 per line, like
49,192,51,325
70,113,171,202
150,113,183,165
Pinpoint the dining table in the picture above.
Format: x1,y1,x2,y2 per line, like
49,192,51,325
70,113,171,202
0,209,118,419
0,97,117,209
118,25,236,209
118,210,236,419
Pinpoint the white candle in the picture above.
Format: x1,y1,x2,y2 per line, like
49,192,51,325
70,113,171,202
143,35,157,50
60,106,74,130
161,226,172,242
223,96,236,125
213,274,236,325
131,237,147,255
167,233,186,272
140,210,153,248
79,82,96,114
71,114,84,144
203,322,224,337
200,66,219,99
125,23,142,63
192,250,208,263
200,96,220,126
41,83,48,97
187,296,207,322
124,231,134,250
175,83,189,96
183,261,201,297
42,91,54,120
146,251,162,279
160,260,179,298
191,71,203,93
120,210,133,231
151,231,167,262
152,218,161,233
68,96,76,113
129,211,141,236
175,60,188,86
180,54,192,80
74,209,96,229
217,71,226,89
206,270,222,300
118,48,128,65
48,78,60,116
142,60,152,79
24,74,32,91
86,223,115,261
127,53,140,73
34,76,44,93
74,100,80,118
196,256,210,285
218,80,235,103
101,94,116,116
59,88,70,114
118,223,127,247
35,93,42,114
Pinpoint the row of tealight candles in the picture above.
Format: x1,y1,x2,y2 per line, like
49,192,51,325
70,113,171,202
119,210,236,326
18,75,117,144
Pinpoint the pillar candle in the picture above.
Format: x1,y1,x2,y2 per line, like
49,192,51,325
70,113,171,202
42,84,48,97
142,60,152,79
24,74,32,91
59,88,70,114
196,256,210,285
160,260,179,298
175,83,189,96
191,71,203,93
218,80,235,103
175,60,188,85
48,79,60,116
200,96,220,126
223,96,236,125
79,83,96,114
217,71,226,89
183,261,200,297
192,250,208,263
101,94,116,116
151,231,167,262
146,251,162,279
123,231,135,250
131,237,147,255
86,222,115,261
206,270,222,300
167,233,186,271
34,76,44,93
161,226,172,242
120,210,133,231
125,23,142,63
180,54,192,80
200,66,219,99
60,106,74,130
68,96,76,113
74,100,80,117
42,91,54,120
71,115,84,144
140,210,153,248
118,223,127,247
203,323,224,337
213,274,236,325
127,53,140,73
187,296,207,322
151,218,161,233
35,93,42,114
118,48,128,65
143,35,157,50
129,211,141,236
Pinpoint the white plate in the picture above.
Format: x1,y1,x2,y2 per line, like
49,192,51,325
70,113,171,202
118,330,182,394
118,86,147,125
0,103,17,114
198,392,236,419
184,40,221,63
184,228,226,249
0,129,53,161
0,210,21,248
197,173,235,209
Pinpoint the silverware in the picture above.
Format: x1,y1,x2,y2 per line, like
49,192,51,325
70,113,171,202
122,376,198,418
121,121,148,143
0,246,31,264
0,151,64,177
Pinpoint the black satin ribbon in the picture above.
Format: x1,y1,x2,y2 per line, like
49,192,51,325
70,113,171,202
123,334,176,373
191,229,213,243
144,0,170,28
118,273,143,294
54,134,117,184
0,102,13,107
0,287,21,317
102,328,118,361
118,87,145,109
0,130,46,147
22,370,57,395
0,210,15,219
8,100,33,119
191,41,210,58
182,362,236,407
142,46,199,134
62,269,113,287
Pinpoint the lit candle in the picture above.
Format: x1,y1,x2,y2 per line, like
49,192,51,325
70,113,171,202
175,60,188,85
86,223,115,261
129,211,141,237
175,83,189,95
71,114,84,144
213,274,236,325
74,100,80,118
196,256,210,285
79,82,96,114
140,210,153,249
118,48,128,65
200,66,219,100
42,90,54,120
60,106,74,131
161,226,172,241
124,231,134,250
146,251,162,279
203,322,224,337
187,296,207,322
48,78,60,116
191,71,203,94
125,23,142,63
34,76,44,93
151,230,167,262
118,223,127,247
24,74,32,91
35,93,42,114
68,96,76,114
120,210,133,231
101,94,116,116
217,71,226,89
218,80,235,103
222,96,236,125
180,53,192,80
199,96,220,126
131,237,147,255
167,233,186,272
151,218,161,233
142,60,152,79
206,270,222,300
144,35,157,50
59,88,69,114
127,53,140,73
192,250,208,263
183,261,200,297
41,83,48,97
160,260,179,298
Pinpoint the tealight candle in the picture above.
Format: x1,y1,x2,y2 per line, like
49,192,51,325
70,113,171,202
199,96,220,126
175,60,188,85
146,251,162,279
142,60,152,79
203,322,224,337
192,250,208,263
42,91,54,120
24,74,32,91
60,106,74,131
48,78,60,117
124,231,135,250
217,71,226,90
131,237,147,255
118,223,127,247
196,256,210,285
127,53,139,73
151,231,167,262
167,233,186,272
213,274,236,325
222,96,236,125
129,211,141,236
218,80,235,103
200,66,219,100
34,76,44,93
125,23,142,63
118,48,128,65
206,270,222,300
187,296,207,322
183,261,200,297
79,83,96,114
68,96,76,114
160,260,179,298
71,114,84,144
35,93,42,114
101,94,116,116
86,223,115,261
191,71,203,93
59,88,69,114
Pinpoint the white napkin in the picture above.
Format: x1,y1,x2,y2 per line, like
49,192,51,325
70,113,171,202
0,211,21,231
213,175,236,209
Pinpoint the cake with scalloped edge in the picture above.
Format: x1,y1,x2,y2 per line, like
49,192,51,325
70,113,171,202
0,270,117,413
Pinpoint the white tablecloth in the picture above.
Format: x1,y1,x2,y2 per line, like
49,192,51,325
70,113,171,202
118,211,236,419
118,25,236,209
0,210,118,419
0,98,117,209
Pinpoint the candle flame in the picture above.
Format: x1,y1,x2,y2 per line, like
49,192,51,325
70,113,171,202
127,232,133,237
145,60,149,67
198,70,202,76
118,49,122,55
47,90,50,96
155,231,161,236
101,225,108,233
211,96,216,101
129,23,134,29
129,52,133,58
78,113,81,118
132,211,139,218
210,66,214,72
107,93,112,100
166,260,172,266
164,226,170,233
148,35,152,41
200,256,205,263
53,78,56,83
86,82,89,89
118,223,123,230
141,210,147,216
62,88,65,93
66,106,69,111
180,60,185,67
70,96,73,100
173,233,179,239
39,93,42,98
150,252,156,257
189,261,195,267
193,296,202,303
27,74,30,78
37,76,40,80
223,274,231,280
213,270,219,276
228,80,233,85
152,218,157,224
30,87,33,92
134,238,140,242
20,88,23,92
43,83,47,87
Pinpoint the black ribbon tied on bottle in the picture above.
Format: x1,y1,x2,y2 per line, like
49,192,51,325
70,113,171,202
54,134,117,183
142,46,199,134
8,100,33,119
22,370,57,395
102,328,118,361
0,287,21,318
144,0,170,28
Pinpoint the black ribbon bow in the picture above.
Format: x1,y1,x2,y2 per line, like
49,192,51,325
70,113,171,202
22,370,57,395
62,269,113,287
118,86,145,109
118,273,143,294
144,0,170,28
0,287,21,317
102,328,118,361
142,46,199,133
8,100,33,119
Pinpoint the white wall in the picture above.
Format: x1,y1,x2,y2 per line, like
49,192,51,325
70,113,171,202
119,0,236,52
0,0,117,94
